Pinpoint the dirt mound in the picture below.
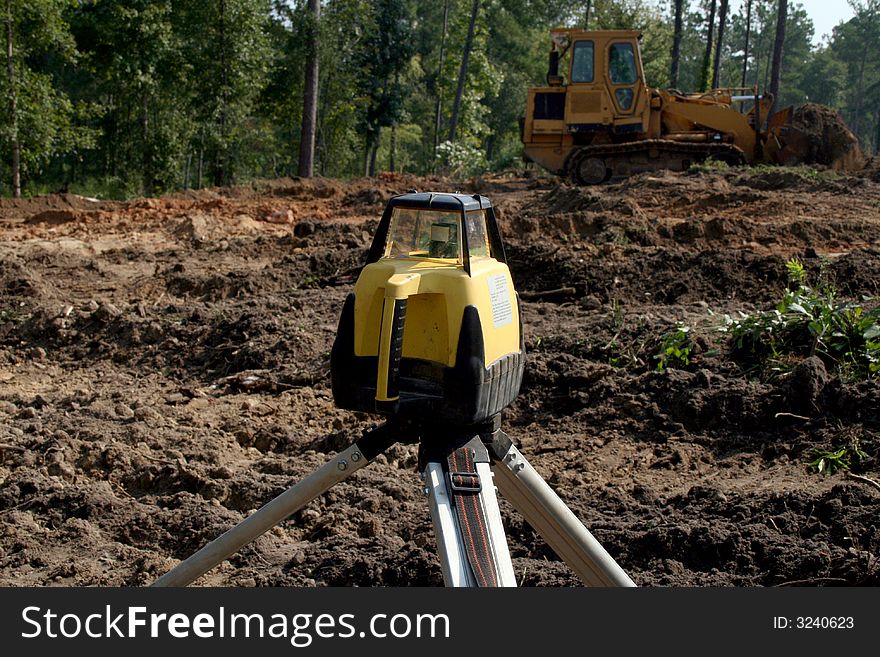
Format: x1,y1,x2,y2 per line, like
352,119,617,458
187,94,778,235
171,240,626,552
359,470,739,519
0,193,105,224
782,103,865,171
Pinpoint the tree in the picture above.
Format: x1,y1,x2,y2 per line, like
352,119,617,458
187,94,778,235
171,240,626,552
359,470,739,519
178,0,271,187
433,0,450,159
670,0,686,88
768,0,788,118
741,0,752,87
447,0,479,144
711,0,729,89
700,0,717,90
357,0,413,176
74,0,191,196
298,0,319,177
1,0,92,197
830,1,880,143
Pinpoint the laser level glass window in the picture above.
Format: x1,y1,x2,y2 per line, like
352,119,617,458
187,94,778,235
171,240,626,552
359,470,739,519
465,209,490,258
386,208,461,261
571,40,594,83
609,43,637,85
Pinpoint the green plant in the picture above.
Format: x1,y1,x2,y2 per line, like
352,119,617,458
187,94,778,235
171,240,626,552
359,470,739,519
297,274,321,289
655,323,693,371
719,258,880,378
808,444,869,475
0,307,29,325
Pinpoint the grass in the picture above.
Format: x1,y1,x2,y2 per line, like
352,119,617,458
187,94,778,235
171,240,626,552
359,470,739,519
740,163,842,183
23,176,137,201
687,159,843,183
687,158,731,174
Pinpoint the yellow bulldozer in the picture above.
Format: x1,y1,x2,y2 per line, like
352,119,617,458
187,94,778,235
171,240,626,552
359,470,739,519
521,28,864,184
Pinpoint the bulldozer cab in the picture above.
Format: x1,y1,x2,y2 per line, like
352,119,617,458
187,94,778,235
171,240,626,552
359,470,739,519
554,29,647,119
524,29,650,172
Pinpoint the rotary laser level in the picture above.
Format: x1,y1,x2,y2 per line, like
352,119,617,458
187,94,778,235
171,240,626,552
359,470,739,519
331,192,524,425
153,192,634,588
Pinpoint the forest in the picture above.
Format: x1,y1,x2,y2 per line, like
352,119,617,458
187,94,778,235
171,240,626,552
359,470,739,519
1,0,879,199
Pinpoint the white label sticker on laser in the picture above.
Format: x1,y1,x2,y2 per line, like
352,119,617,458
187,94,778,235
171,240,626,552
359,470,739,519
487,274,513,329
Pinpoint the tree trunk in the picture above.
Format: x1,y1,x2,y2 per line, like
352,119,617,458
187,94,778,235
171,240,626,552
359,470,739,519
298,0,320,177
433,0,450,168
389,123,397,172
711,0,729,89
752,11,764,88
184,152,191,189
214,0,229,187
741,0,752,88
5,0,20,198
768,0,788,121
700,0,717,91
363,131,373,177
197,146,203,189
584,0,592,28
447,0,480,143
364,128,379,177
141,92,152,196
670,0,684,88
316,62,330,175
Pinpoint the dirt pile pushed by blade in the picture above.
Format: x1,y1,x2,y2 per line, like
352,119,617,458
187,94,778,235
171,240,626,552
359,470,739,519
780,103,865,171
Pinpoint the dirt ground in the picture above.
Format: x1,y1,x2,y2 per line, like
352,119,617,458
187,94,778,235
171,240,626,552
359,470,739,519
1,165,879,587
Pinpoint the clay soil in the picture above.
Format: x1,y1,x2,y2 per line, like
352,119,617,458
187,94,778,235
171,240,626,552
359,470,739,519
2,166,879,587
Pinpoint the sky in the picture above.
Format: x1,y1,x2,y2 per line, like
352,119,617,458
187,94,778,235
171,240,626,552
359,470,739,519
730,0,856,45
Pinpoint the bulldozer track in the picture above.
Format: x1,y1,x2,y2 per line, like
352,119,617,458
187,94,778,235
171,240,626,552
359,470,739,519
564,139,747,185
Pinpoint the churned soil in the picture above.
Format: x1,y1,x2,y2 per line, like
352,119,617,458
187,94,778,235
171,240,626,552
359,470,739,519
1,165,879,587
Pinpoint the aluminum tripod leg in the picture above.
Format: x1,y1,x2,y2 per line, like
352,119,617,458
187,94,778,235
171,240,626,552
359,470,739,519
153,424,399,587
491,441,636,587
423,460,516,587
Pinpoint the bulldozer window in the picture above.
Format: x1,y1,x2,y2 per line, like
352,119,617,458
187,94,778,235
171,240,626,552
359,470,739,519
608,43,637,85
571,40,594,83
386,208,461,261
465,209,490,258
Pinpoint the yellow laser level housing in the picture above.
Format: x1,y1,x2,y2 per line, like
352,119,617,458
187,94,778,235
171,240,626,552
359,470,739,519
331,192,525,425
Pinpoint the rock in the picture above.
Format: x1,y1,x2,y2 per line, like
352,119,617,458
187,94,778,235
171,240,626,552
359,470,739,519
265,209,294,224
114,403,134,419
94,302,122,322
175,215,210,242
47,461,76,481
579,294,602,311
133,406,159,422
358,518,383,538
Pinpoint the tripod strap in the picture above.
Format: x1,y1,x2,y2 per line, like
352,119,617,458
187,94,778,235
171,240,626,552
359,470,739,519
448,445,500,587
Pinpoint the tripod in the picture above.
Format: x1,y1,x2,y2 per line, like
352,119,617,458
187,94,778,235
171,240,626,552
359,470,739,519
153,415,635,588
